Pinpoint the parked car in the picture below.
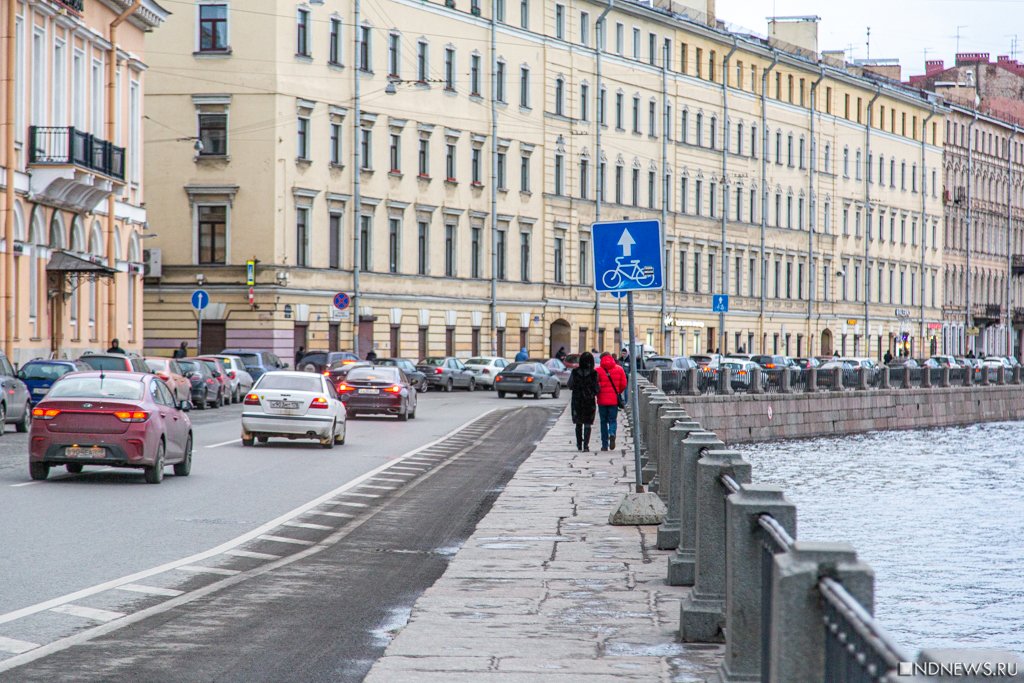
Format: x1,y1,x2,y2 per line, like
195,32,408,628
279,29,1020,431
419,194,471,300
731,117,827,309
144,358,193,405
464,357,510,389
644,356,698,393
981,356,1013,372
374,358,429,392
919,358,941,369
337,365,417,420
539,358,571,387
176,359,221,410
296,351,360,373
494,362,561,399
929,355,961,369
724,353,755,362
219,349,287,381
327,360,373,390
79,353,151,373
241,371,346,448
793,357,821,370
416,357,477,391
886,357,919,368
17,359,91,406
691,354,722,374
562,354,581,370
28,371,192,484
750,354,789,370
195,356,231,406
209,354,255,402
719,359,760,391
0,352,32,434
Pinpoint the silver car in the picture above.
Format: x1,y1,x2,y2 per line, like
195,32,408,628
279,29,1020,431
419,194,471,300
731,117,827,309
416,357,477,392
495,362,561,399
211,354,255,403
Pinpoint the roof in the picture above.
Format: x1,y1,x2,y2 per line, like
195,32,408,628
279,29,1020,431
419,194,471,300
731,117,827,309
47,251,117,275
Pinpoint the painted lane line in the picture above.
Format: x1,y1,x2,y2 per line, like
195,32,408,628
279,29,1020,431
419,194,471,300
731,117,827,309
357,484,396,490
49,605,125,623
283,521,334,531
0,408,502,631
257,535,316,546
9,482,40,488
330,501,369,509
114,584,185,598
225,550,281,561
372,476,410,482
206,438,241,449
307,511,354,518
340,492,380,498
0,636,39,655
176,566,241,576
389,466,427,472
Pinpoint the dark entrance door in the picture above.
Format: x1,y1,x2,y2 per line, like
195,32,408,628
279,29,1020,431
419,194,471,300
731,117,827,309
328,322,339,352
293,322,308,363
201,321,226,355
358,318,375,359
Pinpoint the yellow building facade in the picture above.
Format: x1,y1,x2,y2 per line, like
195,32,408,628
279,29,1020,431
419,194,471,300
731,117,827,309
142,0,944,362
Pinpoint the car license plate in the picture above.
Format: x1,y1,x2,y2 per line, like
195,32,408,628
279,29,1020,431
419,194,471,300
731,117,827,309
270,400,300,409
33,387,48,395
66,446,104,459
358,388,380,395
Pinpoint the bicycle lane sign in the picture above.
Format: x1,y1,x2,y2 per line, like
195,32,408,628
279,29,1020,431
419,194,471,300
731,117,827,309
591,219,663,293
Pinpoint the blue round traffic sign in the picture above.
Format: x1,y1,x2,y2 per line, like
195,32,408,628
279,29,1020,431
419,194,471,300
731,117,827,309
333,292,350,311
191,289,210,310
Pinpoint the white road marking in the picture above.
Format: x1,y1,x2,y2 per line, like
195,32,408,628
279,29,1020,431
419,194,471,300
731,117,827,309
340,492,380,498
176,565,241,576
50,605,125,623
389,466,427,473
357,484,396,490
114,584,185,598
330,501,369,508
225,550,281,561
307,511,354,518
9,482,39,488
257,535,316,546
371,476,409,483
206,438,241,449
0,636,39,655
283,521,334,531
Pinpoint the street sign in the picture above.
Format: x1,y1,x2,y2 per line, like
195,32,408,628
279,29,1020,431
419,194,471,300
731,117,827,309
967,326,980,336
191,289,210,310
333,292,351,310
246,260,256,286
247,286,255,306
591,219,663,293
846,319,858,326
712,294,729,313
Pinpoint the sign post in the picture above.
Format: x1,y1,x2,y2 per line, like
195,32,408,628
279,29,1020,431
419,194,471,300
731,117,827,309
191,289,210,354
593,219,663,494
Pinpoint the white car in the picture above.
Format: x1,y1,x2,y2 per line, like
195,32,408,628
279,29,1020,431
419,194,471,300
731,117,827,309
212,354,255,403
241,371,346,448
464,357,510,389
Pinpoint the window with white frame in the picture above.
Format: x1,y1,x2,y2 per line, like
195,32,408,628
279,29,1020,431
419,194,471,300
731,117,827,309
444,47,456,91
519,66,529,107
358,25,371,71
329,18,342,64
296,115,310,160
417,40,429,82
197,205,227,264
296,8,311,57
388,33,400,76
296,206,310,266
555,4,565,39
470,54,481,96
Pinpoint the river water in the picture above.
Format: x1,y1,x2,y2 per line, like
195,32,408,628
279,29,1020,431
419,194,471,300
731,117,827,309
735,421,1024,655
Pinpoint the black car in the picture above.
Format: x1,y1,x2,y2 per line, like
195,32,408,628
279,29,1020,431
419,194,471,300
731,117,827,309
297,351,360,373
177,359,220,409
644,356,698,393
219,349,287,380
337,365,418,420
327,361,373,390
374,358,428,392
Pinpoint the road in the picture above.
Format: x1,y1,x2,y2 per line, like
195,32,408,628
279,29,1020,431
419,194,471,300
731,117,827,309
0,389,565,680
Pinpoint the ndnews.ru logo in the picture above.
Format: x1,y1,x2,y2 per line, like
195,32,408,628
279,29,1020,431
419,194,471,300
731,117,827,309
898,661,1020,677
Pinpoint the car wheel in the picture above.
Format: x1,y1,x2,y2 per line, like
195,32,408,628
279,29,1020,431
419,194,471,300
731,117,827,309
216,391,225,408
517,392,523,398
409,404,417,419
65,463,83,474
241,433,254,447
467,378,475,392
16,403,31,433
257,436,269,444
321,421,336,449
29,462,48,481
398,402,409,421
0,402,6,437
417,379,429,393
445,378,453,393
334,423,346,445
174,434,193,476
144,441,165,484
533,389,541,399
552,385,561,399
303,363,317,373
195,397,206,410
497,391,506,398
348,411,357,419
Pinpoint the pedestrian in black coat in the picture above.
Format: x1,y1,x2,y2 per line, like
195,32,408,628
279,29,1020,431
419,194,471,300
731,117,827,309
568,351,600,452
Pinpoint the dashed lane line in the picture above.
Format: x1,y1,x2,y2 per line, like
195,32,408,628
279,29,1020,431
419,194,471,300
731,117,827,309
340,492,380,498
256,535,317,547
205,439,241,449
306,511,355,518
49,605,125,623
283,521,334,531
114,584,185,598
224,550,281,561
176,566,241,576
0,637,39,655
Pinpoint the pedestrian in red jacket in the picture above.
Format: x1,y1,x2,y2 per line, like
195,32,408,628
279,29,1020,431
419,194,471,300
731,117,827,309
596,352,627,451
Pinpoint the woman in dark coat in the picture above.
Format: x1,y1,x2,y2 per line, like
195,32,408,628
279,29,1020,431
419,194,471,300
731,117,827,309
568,352,600,451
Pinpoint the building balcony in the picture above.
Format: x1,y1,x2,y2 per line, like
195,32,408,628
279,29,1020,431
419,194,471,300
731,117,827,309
972,303,1002,324
1013,255,1024,276
28,126,125,212
1014,308,1024,325
51,0,84,12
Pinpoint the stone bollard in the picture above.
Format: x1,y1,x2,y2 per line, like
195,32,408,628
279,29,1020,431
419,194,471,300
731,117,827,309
857,366,870,390
922,366,932,388
805,367,817,393
880,366,891,389
679,449,752,643
656,419,704,550
749,367,764,394
998,366,1007,385
642,398,672,472
1015,366,1023,384
941,366,951,388
718,367,734,395
711,485,797,683
981,366,991,386
668,431,725,586
652,367,663,390
685,368,701,396
833,366,844,391
915,649,1024,683
901,366,913,390
650,407,689,496
779,367,792,394
768,542,875,683
965,365,974,387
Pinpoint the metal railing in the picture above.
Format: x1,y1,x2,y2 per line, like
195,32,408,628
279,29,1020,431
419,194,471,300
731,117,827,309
821,577,911,682
50,0,84,12
29,126,126,181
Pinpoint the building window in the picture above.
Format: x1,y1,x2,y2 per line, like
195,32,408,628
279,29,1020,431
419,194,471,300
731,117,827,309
648,101,656,137
520,0,529,29
495,0,506,22
199,4,229,52
496,229,506,280
417,41,429,82
417,220,428,274
615,93,624,129
444,223,456,276
418,138,429,176
446,143,456,180
197,205,227,264
358,25,371,71
695,180,702,216
296,9,310,56
389,133,401,172
579,238,589,285
519,66,529,107
555,4,565,39
329,212,343,269
554,77,565,116
631,168,639,206
580,83,589,122
580,11,589,45
632,96,640,133
580,158,589,199
330,122,342,165
681,111,689,143
615,165,624,204
520,232,531,281
359,215,371,271
496,61,506,102
648,170,656,208
520,154,530,192
471,146,482,184
329,18,342,64
696,113,704,146
296,207,310,267
296,116,310,160
388,218,401,273
360,128,372,169
386,33,400,76
554,235,564,283
444,47,455,91
470,54,481,96
497,151,507,189
198,113,227,156
554,153,564,195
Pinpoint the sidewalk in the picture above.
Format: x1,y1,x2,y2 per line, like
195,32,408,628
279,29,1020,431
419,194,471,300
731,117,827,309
364,406,724,682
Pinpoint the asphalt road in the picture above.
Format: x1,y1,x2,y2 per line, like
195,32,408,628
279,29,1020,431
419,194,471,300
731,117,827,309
0,387,564,679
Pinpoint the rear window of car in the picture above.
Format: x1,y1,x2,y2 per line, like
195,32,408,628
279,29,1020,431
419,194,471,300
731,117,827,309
420,358,445,366
465,358,490,365
49,377,144,400
20,363,73,380
255,375,323,392
646,357,673,368
347,367,401,382
504,363,537,373
80,356,129,371
178,360,201,373
200,360,220,373
144,360,168,373
229,353,261,366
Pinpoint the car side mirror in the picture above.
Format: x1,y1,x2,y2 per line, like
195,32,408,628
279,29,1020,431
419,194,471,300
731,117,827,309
212,371,221,377
227,371,236,379
179,400,191,412
183,371,193,378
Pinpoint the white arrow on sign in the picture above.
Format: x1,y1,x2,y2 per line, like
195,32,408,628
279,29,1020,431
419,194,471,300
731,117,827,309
617,228,636,257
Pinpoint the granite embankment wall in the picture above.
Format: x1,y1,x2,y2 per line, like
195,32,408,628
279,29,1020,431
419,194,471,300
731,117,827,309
670,385,1024,443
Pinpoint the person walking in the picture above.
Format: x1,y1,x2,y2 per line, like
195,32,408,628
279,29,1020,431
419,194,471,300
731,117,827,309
596,352,627,451
366,349,378,361
555,346,567,361
883,349,893,364
107,338,126,354
515,347,529,362
172,341,188,359
294,345,305,368
568,352,600,451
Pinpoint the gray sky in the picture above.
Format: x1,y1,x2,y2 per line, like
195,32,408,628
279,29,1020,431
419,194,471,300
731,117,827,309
714,0,1023,77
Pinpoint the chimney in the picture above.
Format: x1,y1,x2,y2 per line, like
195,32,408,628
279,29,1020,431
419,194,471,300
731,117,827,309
925,59,944,76
767,15,820,56
706,0,715,26
821,49,846,68
956,52,990,66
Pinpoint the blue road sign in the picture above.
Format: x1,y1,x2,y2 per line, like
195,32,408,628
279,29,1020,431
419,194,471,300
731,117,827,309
246,260,256,286
591,219,663,293
191,289,210,310
713,294,729,313
333,292,351,311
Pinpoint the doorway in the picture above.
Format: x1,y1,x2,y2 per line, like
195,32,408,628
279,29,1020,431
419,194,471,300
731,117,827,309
201,321,227,355
358,317,375,358
820,328,833,356
549,318,571,356
293,322,308,362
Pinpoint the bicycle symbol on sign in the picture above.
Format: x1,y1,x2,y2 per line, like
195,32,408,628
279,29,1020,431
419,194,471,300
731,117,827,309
601,256,656,289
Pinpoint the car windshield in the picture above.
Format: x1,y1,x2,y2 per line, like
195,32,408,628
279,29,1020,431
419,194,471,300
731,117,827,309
465,358,491,366
229,353,261,366
80,356,128,371
420,358,445,366
144,360,168,373
347,367,401,382
20,363,73,380
504,363,538,373
48,377,144,400
646,357,673,368
256,375,323,392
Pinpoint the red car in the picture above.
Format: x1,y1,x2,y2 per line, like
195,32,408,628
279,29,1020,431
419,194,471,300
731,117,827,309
195,356,231,406
28,372,193,484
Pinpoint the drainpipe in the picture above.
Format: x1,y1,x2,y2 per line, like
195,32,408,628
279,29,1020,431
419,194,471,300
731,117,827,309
489,0,497,354
594,0,612,351
106,1,142,349
920,106,936,356
661,39,670,354
1008,126,1018,357
807,66,824,356
352,0,362,357
863,86,881,359
3,0,16,356
758,51,778,353
718,38,737,354
966,110,978,355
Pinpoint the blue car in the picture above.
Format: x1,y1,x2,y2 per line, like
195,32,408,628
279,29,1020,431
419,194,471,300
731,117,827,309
17,360,92,405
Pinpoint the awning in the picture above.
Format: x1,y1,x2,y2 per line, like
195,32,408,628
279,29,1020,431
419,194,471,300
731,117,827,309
47,251,116,275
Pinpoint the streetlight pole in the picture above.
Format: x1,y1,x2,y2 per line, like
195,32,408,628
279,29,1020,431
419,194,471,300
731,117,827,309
719,39,737,355
352,0,363,358
759,51,779,354
864,86,881,359
489,0,498,355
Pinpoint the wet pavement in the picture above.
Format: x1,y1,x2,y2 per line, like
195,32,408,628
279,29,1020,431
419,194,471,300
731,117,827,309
365,406,723,682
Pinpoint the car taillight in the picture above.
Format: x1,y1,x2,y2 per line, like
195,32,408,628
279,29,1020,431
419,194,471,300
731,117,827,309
310,397,330,409
435,367,443,374
156,371,170,380
322,371,331,376
765,363,776,369
495,375,503,382
114,410,149,423
384,385,402,394
738,371,747,376
336,383,356,393
525,376,534,383
243,393,261,405
482,368,490,374
32,407,60,420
